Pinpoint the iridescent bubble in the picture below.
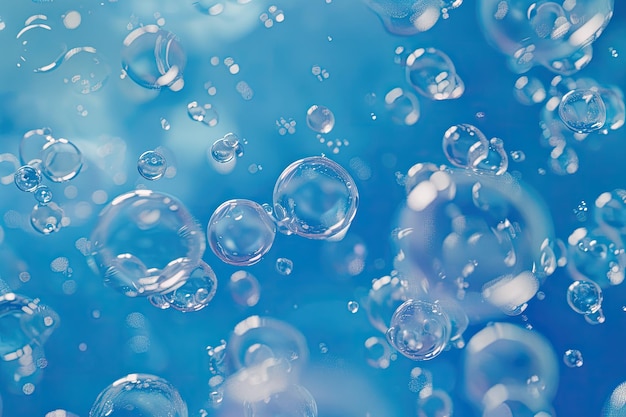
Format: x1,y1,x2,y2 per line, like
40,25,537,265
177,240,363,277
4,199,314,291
406,48,464,101
39,138,83,182
566,227,625,287
306,105,335,134
31,203,64,235
33,185,53,204
229,270,261,307
273,156,359,240
364,0,442,35
558,89,606,133
513,76,547,105
137,150,167,180
19,128,54,166
61,46,110,94
14,165,42,192
417,390,453,417
563,349,583,368
244,384,318,417
89,373,188,417
211,133,243,163
90,190,205,297
275,257,293,275
386,299,451,361
121,25,186,91
162,261,217,312
442,124,489,169
384,88,420,126
566,280,602,315
16,15,67,72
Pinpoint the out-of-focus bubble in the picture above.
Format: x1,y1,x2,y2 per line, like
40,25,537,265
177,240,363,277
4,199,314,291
409,367,433,394
566,227,625,287
14,166,42,192
566,280,603,315
39,138,83,182
386,299,451,361
514,76,547,105
481,384,557,417
464,322,559,408
363,273,411,334
207,199,276,266
598,85,625,132
438,298,468,348
275,258,293,275
45,410,80,417
385,88,420,126
121,25,186,91
16,15,67,72
321,234,367,278
558,89,606,133
188,102,219,127
364,336,393,369
90,190,205,297
20,128,54,167
244,384,318,417
306,105,335,134
229,270,261,307
211,133,243,163
61,46,110,94
0,154,20,185
347,300,359,313
478,0,614,74
162,261,217,312
31,203,64,235
364,0,442,35
193,0,225,15
406,48,463,101
595,190,626,233
137,150,167,180
474,137,509,175
273,156,359,240
563,349,583,368
33,185,53,205
549,145,579,175
602,381,626,417
442,124,489,170
417,389,453,417
89,373,188,417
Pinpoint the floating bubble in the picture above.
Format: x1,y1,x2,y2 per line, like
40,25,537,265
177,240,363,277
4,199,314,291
229,270,261,307
137,150,167,180
474,137,508,176
276,257,293,275
364,0,442,35
31,203,64,235
563,349,583,368
408,367,433,394
207,199,276,266
602,381,626,417
39,138,83,182
406,48,463,101
89,373,188,417
61,46,109,94
363,273,411,334
193,0,225,15
306,105,335,134
514,76,547,105
0,153,20,185
442,124,489,169
363,336,393,369
211,133,243,163
90,190,205,297
386,299,451,361
566,280,602,315
244,384,317,417
162,261,217,312
595,189,626,233
384,88,420,126
566,227,625,287
20,129,55,167
188,101,219,127
558,89,606,133
417,389,453,417
14,165,42,192
273,156,359,240
121,25,186,91
347,300,359,313
33,185,53,204
598,85,625,131
16,15,67,72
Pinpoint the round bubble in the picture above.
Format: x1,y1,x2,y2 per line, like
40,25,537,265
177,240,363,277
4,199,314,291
14,166,42,192
563,349,583,368
598,85,626,131
163,260,217,312
566,280,602,315
306,105,335,134
40,138,83,182
595,189,626,233
188,101,219,127
364,336,393,369
514,76,547,105
16,15,66,73
473,137,508,176
566,227,625,287
90,190,205,296
121,25,186,91
273,156,359,240
558,89,606,133
19,128,55,167
33,185,53,204
244,384,318,417
364,0,442,35
417,389,453,417
481,384,557,417
275,257,293,275
229,270,261,307
442,124,489,169
384,88,420,126
602,381,626,417
464,322,559,408
406,48,463,100
31,203,64,235
61,46,110,94
207,199,276,266
211,133,243,163
385,299,451,361
137,150,167,180
89,373,188,417
363,273,412,334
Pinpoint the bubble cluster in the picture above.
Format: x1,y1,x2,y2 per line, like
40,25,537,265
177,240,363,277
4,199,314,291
160,261,217,312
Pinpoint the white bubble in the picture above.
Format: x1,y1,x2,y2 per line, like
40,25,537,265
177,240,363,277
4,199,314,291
514,76,547,105
163,261,217,312
62,11,81,30
245,384,317,417
306,105,335,134
347,300,359,313
229,270,261,307
384,88,420,125
559,89,606,133
442,124,489,169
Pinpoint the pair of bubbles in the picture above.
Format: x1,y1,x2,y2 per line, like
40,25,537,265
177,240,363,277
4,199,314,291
442,123,508,175
365,0,464,36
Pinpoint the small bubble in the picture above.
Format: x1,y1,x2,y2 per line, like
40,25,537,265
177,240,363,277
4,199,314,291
51,257,69,272
276,257,293,275
78,342,88,351
210,133,243,163
160,117,171,130
573,201,588,222
34,185,53,204
510,150,526,162
22,383,35,395
347,300,359,313
14,166,42,192
137,150,167,180
563,349,583,368
306,105,335,134
536,291,545,300
319,342,328,354
609,47,619,58
187,101,219,127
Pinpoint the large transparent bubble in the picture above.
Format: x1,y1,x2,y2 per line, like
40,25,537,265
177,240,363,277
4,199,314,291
478,0,614,74
89,373,188,417
394,164,556,319
89,190,205,297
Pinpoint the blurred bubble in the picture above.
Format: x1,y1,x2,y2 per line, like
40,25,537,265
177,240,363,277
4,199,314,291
438,298,468,348
162,261,217,312
211,133,243,163
386,299,451,361
347,300,359,313
275,258,293,275
559,89,606,133
61,46,109,94
321,234,367,278
0,153,20,185
364,336,393,369
39,138,83,182
20,128,54,167
563,349,583,368
442,124,489,170
514,76,547,105
244,384,317,417
90,190,205,296
121,25,186,91
45,410,80,417
16,15,67,72
548,145,579,175
188,102,219,127
409,367,433,394
363,273,411,334
193,0,225,15
89,373,188,417
481,384,557,417
417,389,453,417
566,280,603,315
406,48,463,100
31,203,64,235
602,381,626,417
474,137,508,175
566,227,625,288
229,270,261,307
598,85,625,131
595,190,626,233
273,156,359,240
385,88,420,125
137,150,167,180
306,105,335,134
14,166,42,192
33,185,53,204
364,0,442,35
207,199,276,266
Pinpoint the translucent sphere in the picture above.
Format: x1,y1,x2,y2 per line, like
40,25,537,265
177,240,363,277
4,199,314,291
563,349,583,368
275,257,293,275
89,373,188,417
137,150,167,180
513,76,547,106
40,138,83,182
31,203,64,235
33,185,53,204
229,270,261,307
244,384,318,417
90,190,205,296
442,124,489,169
273,157,359,240
187,101,219,127
364,0,442,35
602,381,626,417
207,199,276,266
19,128,54,166
558,89,607,133
406,48,464,101
305,105,335,134
162,261,217,312
61,46,110,94
566,227,625,287
121,25,186,91
566,280,602,315
417,390,453,417
14,166,42,192
385,299,451,361
384,88,420,126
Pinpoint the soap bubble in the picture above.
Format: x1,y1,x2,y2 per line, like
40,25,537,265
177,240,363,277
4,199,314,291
90,190,205,297
16,15,67,73
137,150,167,180
188,101,219,127
597,85,625,131
563,349,583,368
275,257,293,275
384,88,420,126
39,138,83,182
364,0,442,35
61,46,110,94
244,384,318,417
558,89,606,133
473,137,508,176
602,381,626,417
306,105,335,134
31,203,64,235
33,185,53,204
14,165,42,192
417,390,453,417
229,270,261,307
89,373,188,417
566,280,602,315
566,227,625,288
210,133,243,163
207,199,276,266
595,189,626,233
19,128,55,166
162,261,217,312
385,299,451,361
364,336,393,369
406,48,463,101
273,156,359,240
121,25,186,91
442,124,489,169
514,76,547,105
